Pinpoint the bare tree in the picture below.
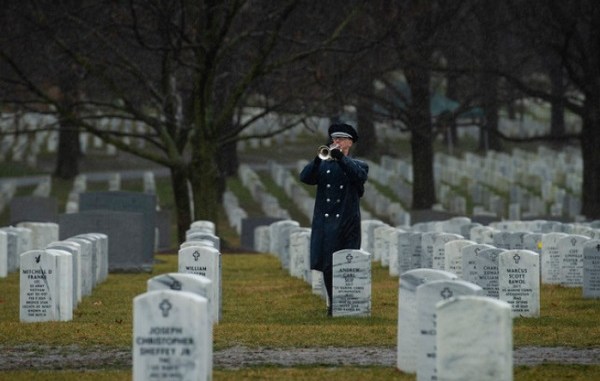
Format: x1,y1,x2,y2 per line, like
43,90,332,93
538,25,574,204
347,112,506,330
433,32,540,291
0,0,361,242
503,0,600,218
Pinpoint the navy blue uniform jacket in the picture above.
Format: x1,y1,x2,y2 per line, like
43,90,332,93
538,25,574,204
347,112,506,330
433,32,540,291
299,155,369,272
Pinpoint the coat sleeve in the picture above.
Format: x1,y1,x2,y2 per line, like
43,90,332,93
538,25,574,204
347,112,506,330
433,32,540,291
337,156,368,183
299,156,322,185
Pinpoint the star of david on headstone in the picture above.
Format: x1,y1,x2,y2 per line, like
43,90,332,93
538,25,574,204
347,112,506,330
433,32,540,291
159,299,172,318
440,287,453,299
513,253,521,264
346,252,353,263
193,251,200,261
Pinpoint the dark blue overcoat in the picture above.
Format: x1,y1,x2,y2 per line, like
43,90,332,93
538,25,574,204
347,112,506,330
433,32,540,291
299,155,368,272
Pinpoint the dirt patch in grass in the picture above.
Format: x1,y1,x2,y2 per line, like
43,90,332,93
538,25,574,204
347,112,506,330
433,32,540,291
2,345,600,371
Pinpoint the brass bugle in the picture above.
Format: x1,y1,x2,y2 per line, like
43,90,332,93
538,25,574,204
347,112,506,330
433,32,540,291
317,144,339,160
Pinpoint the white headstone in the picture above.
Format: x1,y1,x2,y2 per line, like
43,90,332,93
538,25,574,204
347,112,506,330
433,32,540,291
332,249,371,317
541,232,568,284
0,231,7,277
436,296,513,381
432,234,463,271
147,273,215,324
67,237,94,296
474,248,505,298
444,239,476,277
416,279,484,381
45,248,73,321
397,269,458,374
178,245,221,322
133,290,212,381
583,240,600,298
46,241,82,306
498,250,540,318
461,243,495,285
557,234,589,287
19,249,72,322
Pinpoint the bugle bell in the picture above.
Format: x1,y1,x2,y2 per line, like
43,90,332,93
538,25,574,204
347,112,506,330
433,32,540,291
317,144,339,160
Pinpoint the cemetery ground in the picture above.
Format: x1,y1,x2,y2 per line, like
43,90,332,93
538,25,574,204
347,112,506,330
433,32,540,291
2,138,600,380
2,252,600,380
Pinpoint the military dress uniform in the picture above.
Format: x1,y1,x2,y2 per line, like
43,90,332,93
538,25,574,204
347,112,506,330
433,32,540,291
299,153,369,285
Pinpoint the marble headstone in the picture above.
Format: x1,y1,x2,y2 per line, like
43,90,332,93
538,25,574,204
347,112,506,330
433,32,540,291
133,290,211,381
498,250,540,318
436,296,512,381
416,279,484,381
583,240,600,299
332,249,371,317
178,245,221,322
557,234,589,287
397,269,458,374
444,239,476,277
147,272,215,323
432,233,463,271
541,232,568,284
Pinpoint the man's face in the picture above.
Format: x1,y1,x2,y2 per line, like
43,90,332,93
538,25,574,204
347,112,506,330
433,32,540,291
332,136,353,154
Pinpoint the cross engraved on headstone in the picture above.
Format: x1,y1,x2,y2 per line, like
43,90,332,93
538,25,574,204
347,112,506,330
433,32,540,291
513,253,521,264
346,252,353,263
159,299,172,317
571,237,577,246
441,287,453,299
193,251,200,261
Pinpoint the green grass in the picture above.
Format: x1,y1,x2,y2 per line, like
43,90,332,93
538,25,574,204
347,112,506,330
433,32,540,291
2,250,600,381
3,253,600,350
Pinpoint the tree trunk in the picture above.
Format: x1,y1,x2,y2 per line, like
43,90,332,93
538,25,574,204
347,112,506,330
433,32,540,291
549,57,566,139
54,117,81,179
478,0,501,152
189,140,220,234
54,81,81,179
444,48,459,147
405,65,436,210
580,92,600,219
170,166,193,244
354,74,376,159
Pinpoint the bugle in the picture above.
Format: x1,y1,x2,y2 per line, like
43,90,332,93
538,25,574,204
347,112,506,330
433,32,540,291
317,144,340,160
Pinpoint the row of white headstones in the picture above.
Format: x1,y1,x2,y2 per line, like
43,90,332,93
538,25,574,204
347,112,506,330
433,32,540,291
132,219,221,381
252,214,600,381
17,223,109,323
12,217,221,380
